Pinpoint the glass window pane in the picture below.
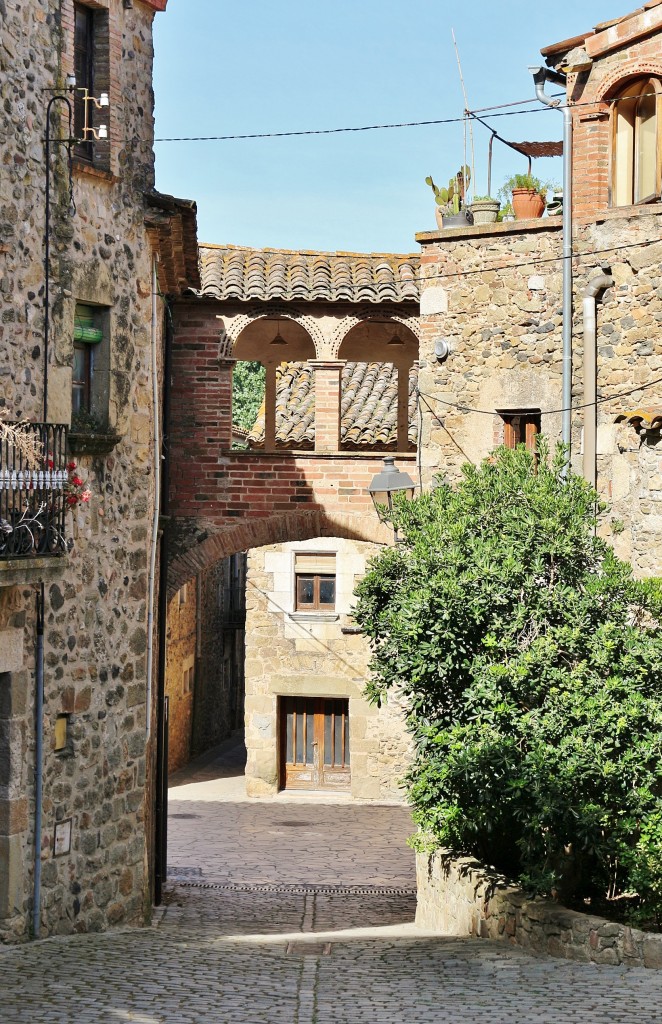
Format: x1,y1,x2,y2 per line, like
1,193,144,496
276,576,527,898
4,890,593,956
306,711,314,763
345,712,350,766
73,346,87,381
324,712,332,765
286,709,293,763
636,91,657,201
296,711,304,763
334,711,342,766
297,576,314,605
319,577,336,606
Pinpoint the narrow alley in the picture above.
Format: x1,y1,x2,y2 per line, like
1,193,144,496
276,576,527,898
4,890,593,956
1,733,662,1023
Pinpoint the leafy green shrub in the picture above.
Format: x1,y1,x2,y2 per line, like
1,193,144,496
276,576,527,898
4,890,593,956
232,360,266,432
354,443,662,914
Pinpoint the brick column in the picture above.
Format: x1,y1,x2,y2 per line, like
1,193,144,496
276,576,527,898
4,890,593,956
310,360,343,453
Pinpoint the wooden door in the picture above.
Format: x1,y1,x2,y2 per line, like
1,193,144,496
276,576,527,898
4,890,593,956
280,697,350,792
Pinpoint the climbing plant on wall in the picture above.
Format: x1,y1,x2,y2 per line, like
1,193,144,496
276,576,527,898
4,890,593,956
354,441,662,923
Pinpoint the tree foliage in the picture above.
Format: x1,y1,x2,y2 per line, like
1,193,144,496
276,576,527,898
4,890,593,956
353,443,662,920
232,360,265,433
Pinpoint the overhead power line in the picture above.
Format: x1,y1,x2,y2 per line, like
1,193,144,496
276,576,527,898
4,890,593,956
418,372,662,421
154,90,649,144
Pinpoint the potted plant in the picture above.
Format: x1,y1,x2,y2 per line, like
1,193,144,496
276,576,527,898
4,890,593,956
499,173,550,220
547,188,563,216
425,167,472,229
499,202,515,222
469,195,500,225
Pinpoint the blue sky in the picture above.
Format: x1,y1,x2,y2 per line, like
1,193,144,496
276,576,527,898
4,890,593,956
153,1,631,254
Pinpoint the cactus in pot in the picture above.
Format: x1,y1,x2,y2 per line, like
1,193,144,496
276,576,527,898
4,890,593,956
425,166,471,228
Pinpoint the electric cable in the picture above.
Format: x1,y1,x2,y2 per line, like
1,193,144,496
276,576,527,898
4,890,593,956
154,89,653,143
417,371,662,420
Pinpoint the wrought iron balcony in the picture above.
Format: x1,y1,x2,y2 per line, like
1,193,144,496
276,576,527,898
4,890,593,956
0,423,69,560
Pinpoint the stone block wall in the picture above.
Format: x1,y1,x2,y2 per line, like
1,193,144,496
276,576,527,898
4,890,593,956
0,0,167,942
165,582,196,772
165,558,246,771
244,536,411,801
416,851,662,970
417,208,662,579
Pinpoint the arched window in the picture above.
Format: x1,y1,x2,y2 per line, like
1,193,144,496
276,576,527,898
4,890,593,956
612,78,661,206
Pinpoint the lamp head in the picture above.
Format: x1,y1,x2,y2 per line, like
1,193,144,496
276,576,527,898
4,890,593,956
367,456,415,522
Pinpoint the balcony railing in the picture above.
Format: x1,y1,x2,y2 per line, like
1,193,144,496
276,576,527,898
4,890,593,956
0,423,69,559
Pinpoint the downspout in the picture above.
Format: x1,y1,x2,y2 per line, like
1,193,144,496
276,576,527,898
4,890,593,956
154,296,173,907
146,254,161,738
583,265,614,489
33,583,45,939
529,65,573,468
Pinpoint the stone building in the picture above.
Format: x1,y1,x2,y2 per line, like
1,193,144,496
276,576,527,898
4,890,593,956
0,0,199,942
165,245,420,798
416,2,662,579
165,555,245,773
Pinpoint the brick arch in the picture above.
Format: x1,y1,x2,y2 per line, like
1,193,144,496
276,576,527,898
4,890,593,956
219,304,326,358
329,306,420,358
597,59,662,101
167,508,391,597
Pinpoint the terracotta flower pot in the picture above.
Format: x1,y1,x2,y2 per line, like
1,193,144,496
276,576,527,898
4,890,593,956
511,188,545,220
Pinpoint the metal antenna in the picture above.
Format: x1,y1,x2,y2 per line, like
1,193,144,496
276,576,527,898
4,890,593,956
452,29,476,199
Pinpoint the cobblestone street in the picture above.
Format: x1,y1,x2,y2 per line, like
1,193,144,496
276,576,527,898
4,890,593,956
2,733,662,1023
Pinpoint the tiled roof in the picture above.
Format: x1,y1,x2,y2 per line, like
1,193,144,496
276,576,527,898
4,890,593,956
247,361,418,450
144,191,201,295
198,245,420,304
616,407,662,433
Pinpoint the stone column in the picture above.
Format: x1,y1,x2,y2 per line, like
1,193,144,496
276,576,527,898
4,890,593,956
310,360,343,453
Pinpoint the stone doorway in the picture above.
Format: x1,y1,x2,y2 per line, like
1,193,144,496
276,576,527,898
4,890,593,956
279,696,350,792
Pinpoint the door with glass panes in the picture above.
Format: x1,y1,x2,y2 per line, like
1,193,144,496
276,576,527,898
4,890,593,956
279,697,350,791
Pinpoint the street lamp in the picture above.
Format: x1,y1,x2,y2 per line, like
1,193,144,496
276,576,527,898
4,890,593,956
367,456,415,541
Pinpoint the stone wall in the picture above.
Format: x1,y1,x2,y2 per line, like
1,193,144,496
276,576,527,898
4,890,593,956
165,583,196,772
244,536,411,801
416,208,662,579
416,851,662,970
0,0,168,941
165,558,246,770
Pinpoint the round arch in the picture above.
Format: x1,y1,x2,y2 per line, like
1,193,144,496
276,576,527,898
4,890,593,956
167,509,391,598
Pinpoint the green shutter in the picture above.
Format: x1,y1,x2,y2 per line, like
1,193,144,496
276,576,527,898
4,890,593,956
74,304,103,344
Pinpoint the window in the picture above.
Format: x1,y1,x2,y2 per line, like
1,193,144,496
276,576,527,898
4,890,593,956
72,302,109,429
501,411,541,454
74,4,95,162
294,552,336,612
613,78,661,207
183,658,195,695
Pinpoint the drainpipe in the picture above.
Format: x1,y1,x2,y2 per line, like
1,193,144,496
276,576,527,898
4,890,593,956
529,65,573,468
146,254,161,738
33,583,45,939
154,296,173,907
583,265,614,489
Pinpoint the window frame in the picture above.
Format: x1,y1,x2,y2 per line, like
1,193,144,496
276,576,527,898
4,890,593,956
500,410,541,455
295,573,336,612
611,77,662,208
73,3,95,163
72,340,93,416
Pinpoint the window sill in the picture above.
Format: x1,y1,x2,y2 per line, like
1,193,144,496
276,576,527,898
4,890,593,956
0,557,67,587
72,159,117,184
288,612,339,623
68,430,120,457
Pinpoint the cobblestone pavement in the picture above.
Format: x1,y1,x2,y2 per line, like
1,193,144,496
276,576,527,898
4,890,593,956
2,733,662,1023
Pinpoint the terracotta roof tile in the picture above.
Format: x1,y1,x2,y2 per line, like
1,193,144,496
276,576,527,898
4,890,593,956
199,245,420,303
247,361,418,450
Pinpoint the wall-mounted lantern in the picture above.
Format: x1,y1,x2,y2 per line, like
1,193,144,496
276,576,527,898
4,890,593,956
367,456,415,541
